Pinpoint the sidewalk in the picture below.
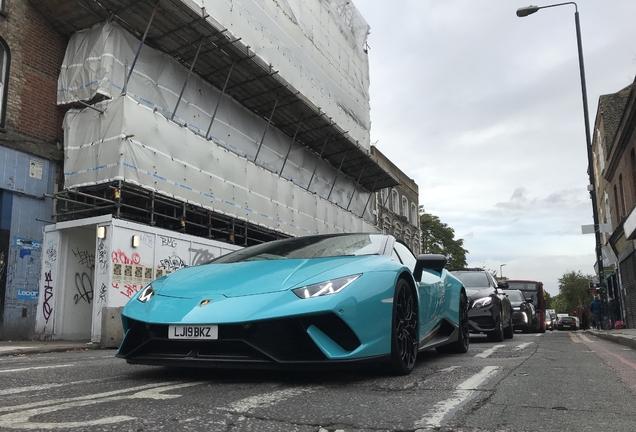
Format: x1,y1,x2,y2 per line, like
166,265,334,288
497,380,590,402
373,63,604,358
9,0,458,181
587,328,636,350
1,329,636,357
0,340,102,357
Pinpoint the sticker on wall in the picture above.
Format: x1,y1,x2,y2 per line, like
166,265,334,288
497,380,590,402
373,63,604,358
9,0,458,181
18,289,39,300
29,159,44,180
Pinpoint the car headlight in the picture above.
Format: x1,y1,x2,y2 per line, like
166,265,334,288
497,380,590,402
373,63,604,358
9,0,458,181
471,296,493,309
137,284,155,303
292,274,361,299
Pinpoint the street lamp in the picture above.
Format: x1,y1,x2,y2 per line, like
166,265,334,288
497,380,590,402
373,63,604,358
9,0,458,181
516,2,605,292
500,264,506,279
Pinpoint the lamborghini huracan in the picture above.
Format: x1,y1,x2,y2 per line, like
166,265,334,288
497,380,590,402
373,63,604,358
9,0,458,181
117,233,469,375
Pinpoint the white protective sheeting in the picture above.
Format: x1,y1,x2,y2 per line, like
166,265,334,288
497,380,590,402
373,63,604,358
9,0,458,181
58,0,371,149
63,95,378,237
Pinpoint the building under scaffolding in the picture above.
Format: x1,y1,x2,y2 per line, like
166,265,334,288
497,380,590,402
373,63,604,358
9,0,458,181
15,0,420,344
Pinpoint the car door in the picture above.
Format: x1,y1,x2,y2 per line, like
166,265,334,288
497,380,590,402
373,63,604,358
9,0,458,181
392,242,443,340
490,273,511,324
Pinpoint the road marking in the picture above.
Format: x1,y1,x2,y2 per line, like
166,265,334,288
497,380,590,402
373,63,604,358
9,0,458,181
0,379,104,396
0,364,74,374
569,333,580,343
475,344,505,358
579,334,593,342
415,366,499,429
514,342,533,350
222,387,319,413
440,366,460,373
0,382,200,429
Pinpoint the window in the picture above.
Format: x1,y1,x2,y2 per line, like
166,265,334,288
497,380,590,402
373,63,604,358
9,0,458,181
0,38,9,130
614,185,621,221
380,188,389,208
391,189,398,213
411,203,417,225
619,174,626,217
393,241,417,272
631,149,636,201
401,196,408,218
0,0,5,14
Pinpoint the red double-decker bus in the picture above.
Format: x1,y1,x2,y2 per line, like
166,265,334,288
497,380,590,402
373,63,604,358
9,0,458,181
506,280,546,333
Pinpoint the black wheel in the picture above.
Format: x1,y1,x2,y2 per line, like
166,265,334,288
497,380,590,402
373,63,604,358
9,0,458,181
523,316,533,333
504,310,514,339
437,290,470,354
487,311,504,342
388,279,418,375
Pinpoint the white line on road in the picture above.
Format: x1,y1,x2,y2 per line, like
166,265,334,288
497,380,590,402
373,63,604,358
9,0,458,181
415,366,499,429
0,379,104,396
475,344,505,358
0,382,200,429
0,364,74,374
514,342,533,350
222,387,320,413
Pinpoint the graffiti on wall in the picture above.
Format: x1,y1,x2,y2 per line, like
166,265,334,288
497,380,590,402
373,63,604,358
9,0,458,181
97,240,108,273
190,247,215,265
72,247,94,305
160,236,177,248
43,271,53,323
158,255,186,271
111,250,141,265
111,282,144,299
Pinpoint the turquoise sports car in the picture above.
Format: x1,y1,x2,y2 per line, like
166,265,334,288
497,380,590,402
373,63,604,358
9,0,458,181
117,233,469,375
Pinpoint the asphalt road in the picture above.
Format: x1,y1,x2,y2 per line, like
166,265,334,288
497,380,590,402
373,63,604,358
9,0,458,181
1,330,635,431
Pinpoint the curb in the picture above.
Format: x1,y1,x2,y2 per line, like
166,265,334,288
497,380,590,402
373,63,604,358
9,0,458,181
589,331,636,351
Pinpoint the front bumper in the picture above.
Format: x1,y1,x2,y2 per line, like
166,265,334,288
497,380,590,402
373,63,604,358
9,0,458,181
467,306,497,333
511,310,530,328
116,313,378,370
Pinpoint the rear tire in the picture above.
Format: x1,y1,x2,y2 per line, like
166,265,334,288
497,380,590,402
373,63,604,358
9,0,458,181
388,279,418,375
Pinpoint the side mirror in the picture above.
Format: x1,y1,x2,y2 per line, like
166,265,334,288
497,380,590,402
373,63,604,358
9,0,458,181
413,254,447,281
525,297,533,302
498,282,509,289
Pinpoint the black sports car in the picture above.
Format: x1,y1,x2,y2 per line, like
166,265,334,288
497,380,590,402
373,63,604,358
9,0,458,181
450,269,513,341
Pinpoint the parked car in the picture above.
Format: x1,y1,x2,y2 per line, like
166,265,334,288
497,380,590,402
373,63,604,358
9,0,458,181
117,233,470,375
449,268,513,341
557,316,578,331
502,289,536,333
544,312,555,331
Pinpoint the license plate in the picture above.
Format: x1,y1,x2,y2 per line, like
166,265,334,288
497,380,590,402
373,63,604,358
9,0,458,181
563,325,571,328
168,325,218,339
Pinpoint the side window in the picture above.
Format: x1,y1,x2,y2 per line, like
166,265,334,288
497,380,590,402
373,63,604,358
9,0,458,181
393,242,417,272
0,37,9,130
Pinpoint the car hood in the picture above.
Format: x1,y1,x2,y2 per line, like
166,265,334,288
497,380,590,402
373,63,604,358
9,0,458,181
151,256,374,299
465,288,495,301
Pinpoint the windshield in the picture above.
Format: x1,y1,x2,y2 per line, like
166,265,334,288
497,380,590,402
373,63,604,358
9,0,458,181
211,234,387,263
451,272,489,288
504,290,525,302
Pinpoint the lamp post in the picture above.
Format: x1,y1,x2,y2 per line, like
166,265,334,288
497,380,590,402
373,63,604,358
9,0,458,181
500,264,506,279
516,2,605,292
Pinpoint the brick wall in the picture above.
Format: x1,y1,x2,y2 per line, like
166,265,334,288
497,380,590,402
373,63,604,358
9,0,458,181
0,0,67,152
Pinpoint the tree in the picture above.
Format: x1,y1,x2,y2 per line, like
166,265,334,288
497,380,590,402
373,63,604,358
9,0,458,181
419,207,468,268
556,270,593,314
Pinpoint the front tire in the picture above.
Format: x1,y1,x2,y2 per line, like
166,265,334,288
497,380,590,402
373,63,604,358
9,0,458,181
487,311,504,342
504,310,514,339
388,279,418,375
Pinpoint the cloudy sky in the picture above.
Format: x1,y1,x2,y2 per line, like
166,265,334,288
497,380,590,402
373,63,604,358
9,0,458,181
353,0,636,295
